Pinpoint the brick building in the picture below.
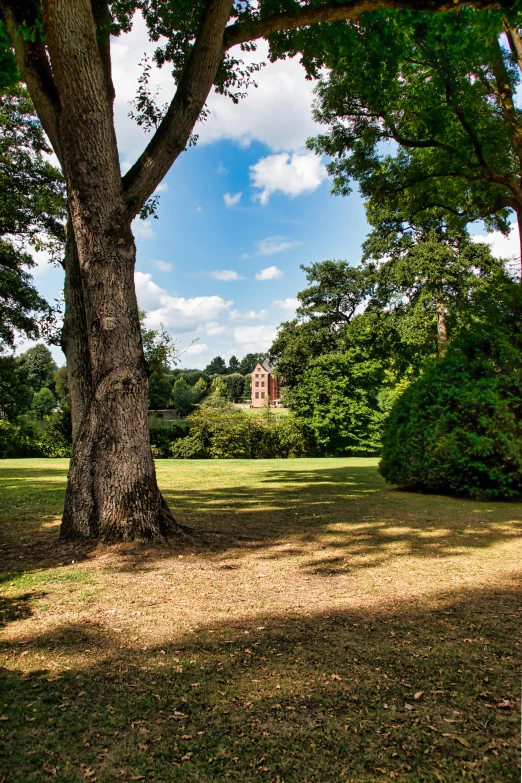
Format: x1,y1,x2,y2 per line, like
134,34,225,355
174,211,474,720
251,359,282,408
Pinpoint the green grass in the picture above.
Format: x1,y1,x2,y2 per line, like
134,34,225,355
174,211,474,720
0,458,520,782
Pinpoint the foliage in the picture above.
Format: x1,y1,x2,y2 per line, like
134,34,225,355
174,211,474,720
53,366,69,407
0,355,33,420
31,387,56,419
380,282,522,500
170,408,309,459
222,372,249,403
0,87,64,349
204,355,227,375
17,344,57,393
35,409,72,457
140,314,179,375
309,9,522,263
170,377,203,417
239,352,268,375
271,220,510,456
149,373,174,409
228,355,240,373
149,420,190,458
290,350,385,455
0,419,38,458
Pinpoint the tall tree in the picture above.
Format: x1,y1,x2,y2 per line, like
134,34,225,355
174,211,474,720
0,0,505,542
309,8,522,274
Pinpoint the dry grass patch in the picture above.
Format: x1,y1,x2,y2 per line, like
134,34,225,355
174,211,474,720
0,458,520,782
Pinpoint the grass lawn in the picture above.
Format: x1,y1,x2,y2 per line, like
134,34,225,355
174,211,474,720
0,457,520,782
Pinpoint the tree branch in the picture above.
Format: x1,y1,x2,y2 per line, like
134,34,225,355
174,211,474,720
223,0,502,50
123,0,234,219
502,20,522,74
91,0,115,104
0,2,63,164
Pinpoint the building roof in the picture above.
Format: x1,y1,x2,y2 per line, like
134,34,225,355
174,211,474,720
261,358,276,373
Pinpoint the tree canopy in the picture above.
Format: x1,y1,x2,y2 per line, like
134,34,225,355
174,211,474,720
309,7,522,273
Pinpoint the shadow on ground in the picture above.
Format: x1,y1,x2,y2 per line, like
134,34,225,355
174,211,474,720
0,582,519,782
1,461,522,581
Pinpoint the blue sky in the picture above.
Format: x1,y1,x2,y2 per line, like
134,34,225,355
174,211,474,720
28,15,518,370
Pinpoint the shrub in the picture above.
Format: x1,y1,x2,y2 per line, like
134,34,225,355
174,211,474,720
0,419,39,458
379,284,522,500
169,408,310,459
149,421,190,457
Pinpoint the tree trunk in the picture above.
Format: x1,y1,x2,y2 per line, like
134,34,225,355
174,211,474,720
61,216,93,442
60,215,185,543
40,0,187,543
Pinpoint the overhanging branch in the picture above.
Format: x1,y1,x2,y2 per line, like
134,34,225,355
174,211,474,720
223,0,503,50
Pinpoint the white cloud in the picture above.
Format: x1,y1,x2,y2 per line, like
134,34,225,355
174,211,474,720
255,265,284,281
184,342,209,356
470,224,519,259
257,236,298,256
135,271,233,332
224,192,242,208
250,151,328,205
154,260,173,272
154,182,169,193
200,41,320,152
132,218,156,239
273,297,299,316
233,325,278,354
210,269,244,281
205,322,229,336
229,308,268,321
196,206,202,212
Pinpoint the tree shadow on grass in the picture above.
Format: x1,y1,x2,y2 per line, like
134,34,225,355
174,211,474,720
0,582,519,782
1,461,521,580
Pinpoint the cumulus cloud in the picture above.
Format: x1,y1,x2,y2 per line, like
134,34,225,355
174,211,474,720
229,308,268,321
154,260,173,272
184,342,209,356
205,322,229,336
200,41,320,152
132,218,156,239
224,192,242,208
470,224,519,259
257,236,298,256
250,151,328,205
135,272,232,332
233,325,278,354
273,297,299,316
209,269,244,281
255,265,284,281
154,182,169,193
111,20,322,167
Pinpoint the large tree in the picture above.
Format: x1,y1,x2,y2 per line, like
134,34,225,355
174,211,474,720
0,0,506,543
309,7,522,273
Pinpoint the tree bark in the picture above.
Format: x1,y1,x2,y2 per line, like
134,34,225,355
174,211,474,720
61,217,93,442
60,213,185,542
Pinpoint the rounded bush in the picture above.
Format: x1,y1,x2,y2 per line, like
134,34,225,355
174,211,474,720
379,284,522,500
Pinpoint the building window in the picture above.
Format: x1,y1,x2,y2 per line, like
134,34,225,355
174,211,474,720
255,392,259,399
261,381,265,387
261,392,265,398
255,381,259,387
255,373,259,378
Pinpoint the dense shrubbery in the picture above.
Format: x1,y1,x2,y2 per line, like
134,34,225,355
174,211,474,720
0,408,72,458
149,421,191,458
379,284,522,500
170,408,309,459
